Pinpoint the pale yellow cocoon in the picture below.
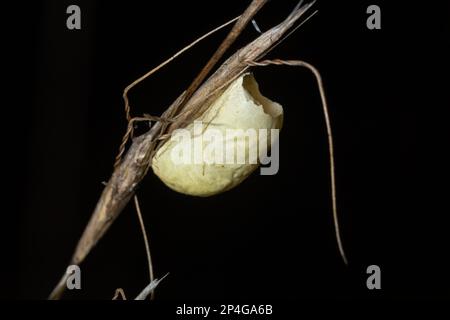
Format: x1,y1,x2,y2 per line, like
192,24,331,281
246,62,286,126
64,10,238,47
151,73,283,196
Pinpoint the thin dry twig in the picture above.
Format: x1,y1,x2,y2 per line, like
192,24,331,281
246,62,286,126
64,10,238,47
112,288,127,300
49,1,319,299
133,195,155,299
114,15,241,168
246,59,348,265
169,0,269,118
110,196,155,301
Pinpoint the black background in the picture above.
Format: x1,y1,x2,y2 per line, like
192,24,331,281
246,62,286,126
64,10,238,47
3,0,450,300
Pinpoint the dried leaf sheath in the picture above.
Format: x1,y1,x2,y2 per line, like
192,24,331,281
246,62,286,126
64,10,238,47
49,1,316,299
166,2,316,137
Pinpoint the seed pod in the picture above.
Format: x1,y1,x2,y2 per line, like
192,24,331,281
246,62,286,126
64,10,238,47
151,73,283,196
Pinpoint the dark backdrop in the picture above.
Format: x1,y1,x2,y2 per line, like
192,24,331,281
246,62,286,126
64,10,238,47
3,0,449,300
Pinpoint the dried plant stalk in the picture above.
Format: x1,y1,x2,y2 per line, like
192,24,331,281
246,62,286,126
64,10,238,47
49,1,321,299
247,59,347,265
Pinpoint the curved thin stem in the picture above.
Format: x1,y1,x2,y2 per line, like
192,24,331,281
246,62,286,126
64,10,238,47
246,59,348,265
134,195,154,299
